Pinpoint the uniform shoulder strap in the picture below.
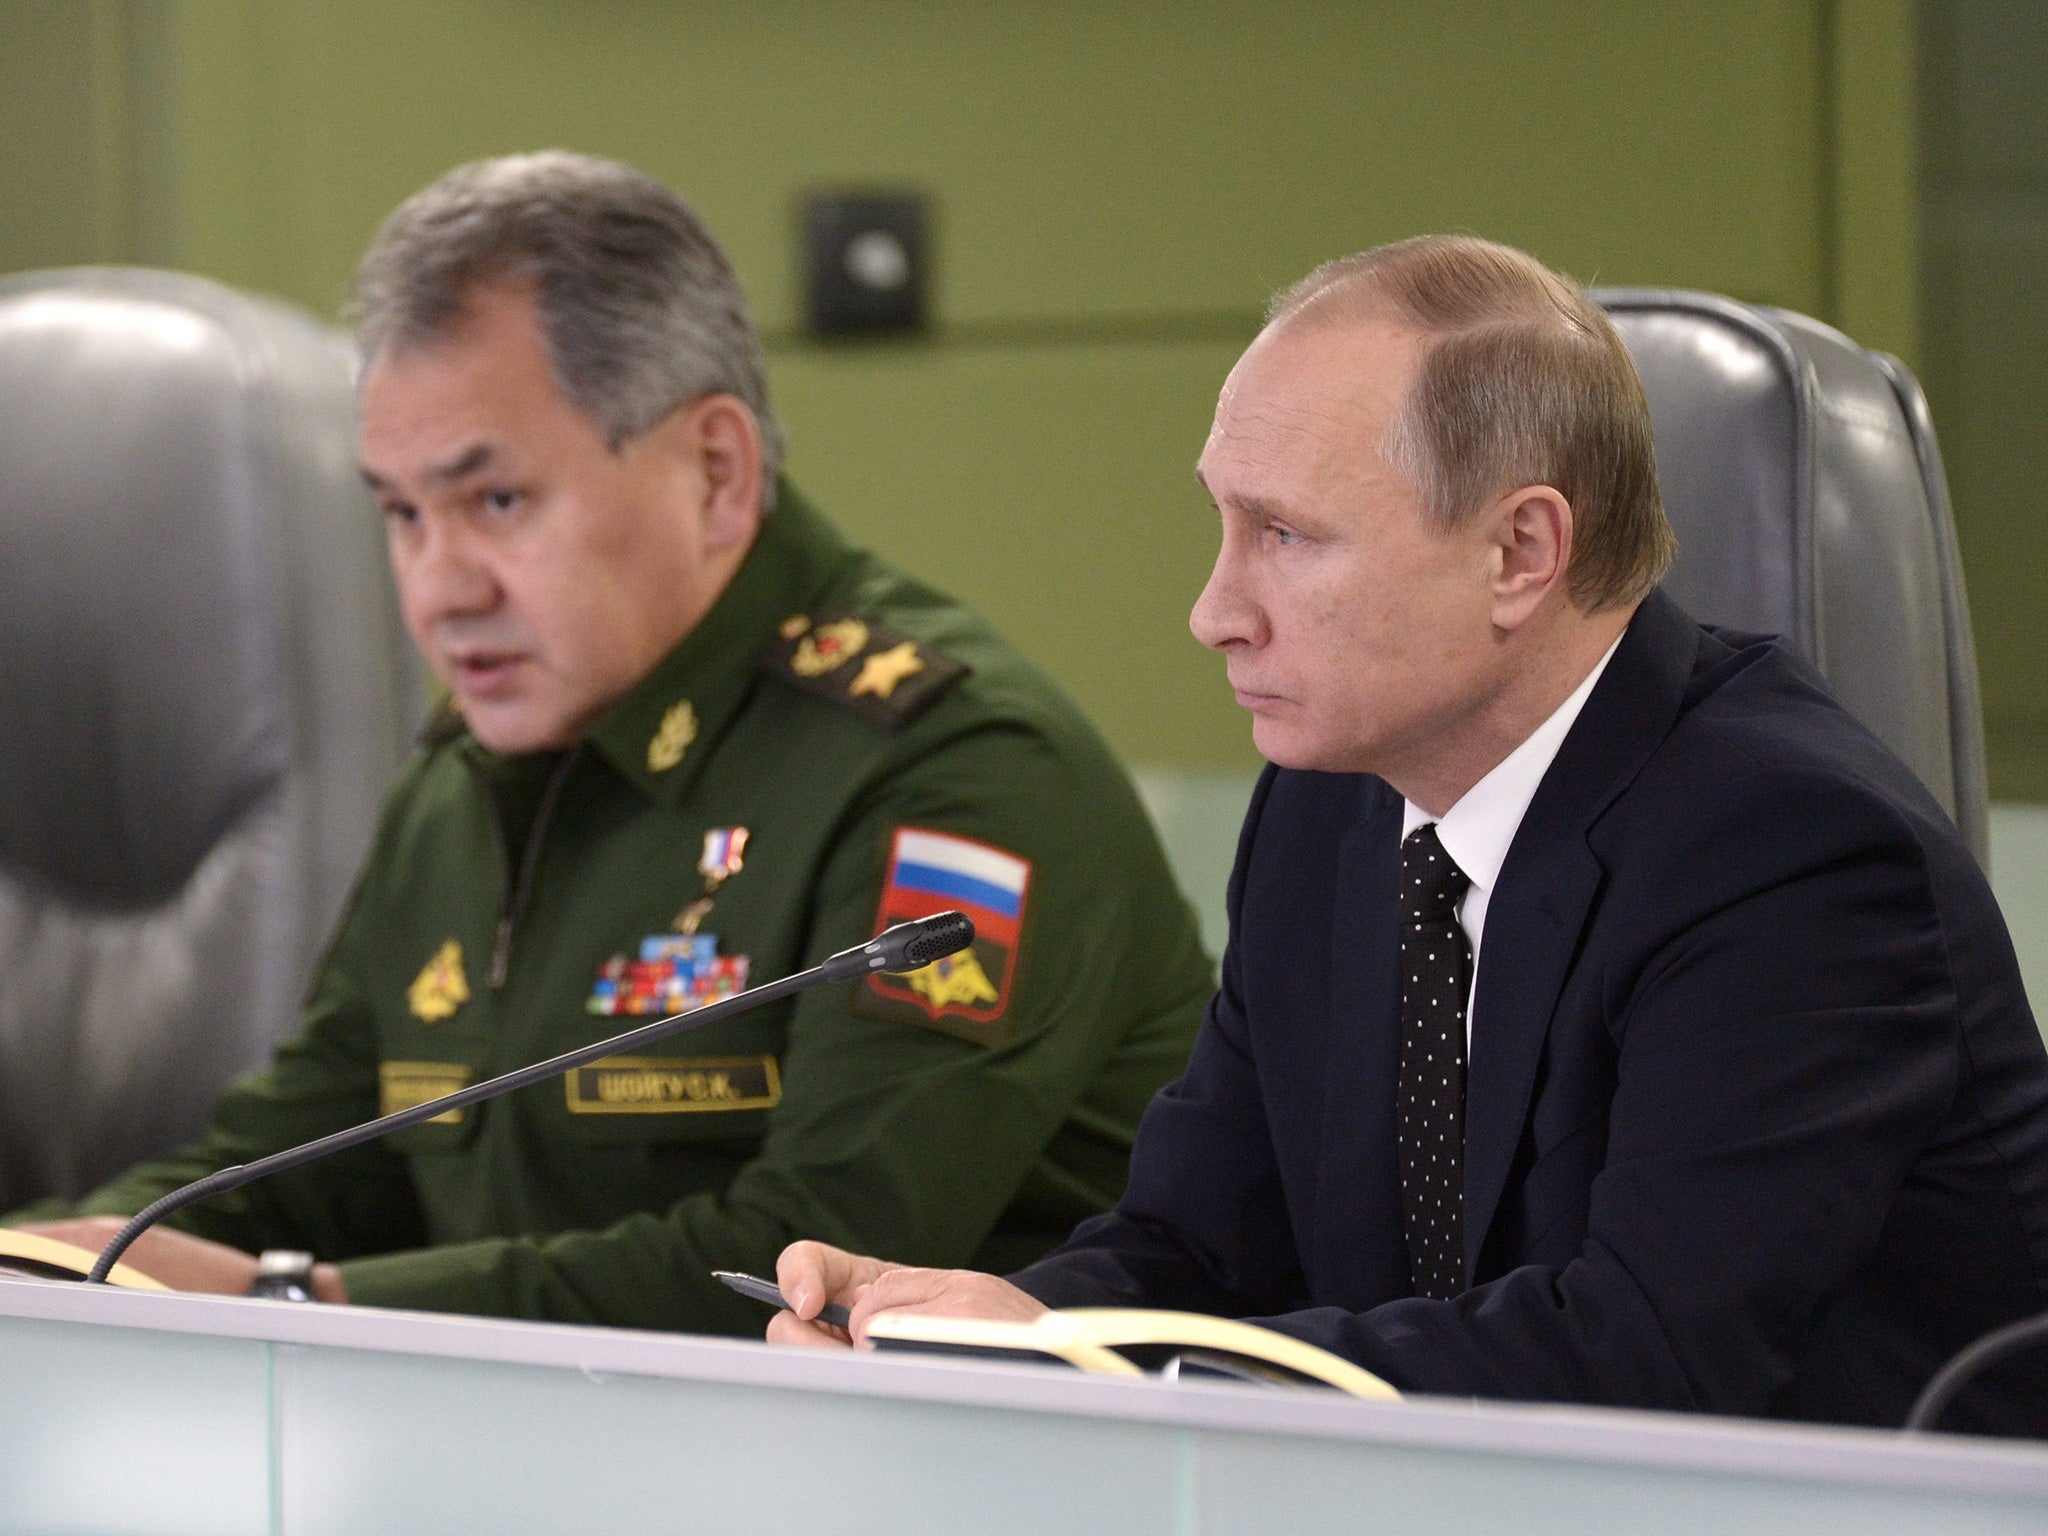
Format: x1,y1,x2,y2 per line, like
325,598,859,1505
757,611,969,731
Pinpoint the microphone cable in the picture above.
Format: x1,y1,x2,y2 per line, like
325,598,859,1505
1904,1307,2048,1432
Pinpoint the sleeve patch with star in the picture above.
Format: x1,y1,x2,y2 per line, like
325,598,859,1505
758,613,969,730
851,827,1030,1047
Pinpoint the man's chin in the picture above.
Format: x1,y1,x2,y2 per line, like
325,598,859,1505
1250,720,1356,775
1250,719,1312,770
458,700,579,756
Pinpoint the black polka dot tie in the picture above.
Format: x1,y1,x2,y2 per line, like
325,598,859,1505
1397,823,1472,1301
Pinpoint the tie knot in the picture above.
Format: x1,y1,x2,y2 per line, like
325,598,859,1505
1401,824,1470,923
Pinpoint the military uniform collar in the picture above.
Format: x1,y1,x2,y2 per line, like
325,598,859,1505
581,480,855,804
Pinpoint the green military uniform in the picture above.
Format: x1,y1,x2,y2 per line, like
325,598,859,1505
33,486,1213,1333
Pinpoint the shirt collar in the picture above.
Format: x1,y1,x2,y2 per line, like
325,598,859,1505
574,479,857,804
1402,632,1625,896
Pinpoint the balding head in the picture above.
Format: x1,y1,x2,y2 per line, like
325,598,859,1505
1268,236,1673,611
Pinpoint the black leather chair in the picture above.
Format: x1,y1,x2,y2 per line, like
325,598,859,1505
1597,290,1989,866
0,269,420,1208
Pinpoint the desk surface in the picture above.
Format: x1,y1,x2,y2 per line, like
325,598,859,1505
3,1277,2044,1535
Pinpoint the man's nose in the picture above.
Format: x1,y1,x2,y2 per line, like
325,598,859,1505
1189,544,1266,652
397,518,499,626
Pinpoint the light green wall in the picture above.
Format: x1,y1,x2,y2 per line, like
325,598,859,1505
1919,1,2048,801
1830,0,1921,358
0,3,111,273
3,0,1927,773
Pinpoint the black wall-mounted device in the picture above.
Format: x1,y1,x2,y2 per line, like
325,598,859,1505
801,190,930,337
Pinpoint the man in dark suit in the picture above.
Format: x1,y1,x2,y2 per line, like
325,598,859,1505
772,237,2048,1432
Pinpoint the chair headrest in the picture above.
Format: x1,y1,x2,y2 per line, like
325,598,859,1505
1597,288,1986,861
0,270,357,907
1600,293,1810,642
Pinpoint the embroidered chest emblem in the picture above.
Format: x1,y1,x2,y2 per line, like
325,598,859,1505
407,940,470,1024
647,700,698,772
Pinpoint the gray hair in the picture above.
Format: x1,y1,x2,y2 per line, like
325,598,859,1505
1267,236,1672,613
352,151,784,499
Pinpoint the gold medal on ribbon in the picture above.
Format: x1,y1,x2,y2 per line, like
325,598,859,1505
698,826,750,890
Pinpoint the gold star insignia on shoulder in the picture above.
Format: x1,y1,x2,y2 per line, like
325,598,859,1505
407,940,470,1024
850,641,926,700
647,699,698,772
759,613,969,732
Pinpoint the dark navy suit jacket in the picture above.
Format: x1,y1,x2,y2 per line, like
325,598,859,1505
1015,590,2048,1432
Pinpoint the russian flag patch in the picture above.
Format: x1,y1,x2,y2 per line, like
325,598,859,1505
859,827,1031,1039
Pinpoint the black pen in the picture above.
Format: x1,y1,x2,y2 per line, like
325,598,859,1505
713,1269,853,1329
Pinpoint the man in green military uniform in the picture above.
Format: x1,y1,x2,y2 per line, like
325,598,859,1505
7,152,1212,1333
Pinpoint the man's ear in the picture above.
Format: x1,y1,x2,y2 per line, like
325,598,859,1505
648,392,765,551
1485,483,1572,632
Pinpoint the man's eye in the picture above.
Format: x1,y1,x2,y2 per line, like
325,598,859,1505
381,501,418,527
483,488,524,514
1269,524,1303,547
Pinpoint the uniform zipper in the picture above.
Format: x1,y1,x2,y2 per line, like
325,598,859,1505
489,748,579,988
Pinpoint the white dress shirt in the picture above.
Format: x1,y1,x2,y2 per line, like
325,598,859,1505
1400,634,1623,1050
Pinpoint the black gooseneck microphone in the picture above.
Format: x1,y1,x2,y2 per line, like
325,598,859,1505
85,910,975,1285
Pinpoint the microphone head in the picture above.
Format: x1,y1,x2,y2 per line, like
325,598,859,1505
874,910,975,973
819,910,976,983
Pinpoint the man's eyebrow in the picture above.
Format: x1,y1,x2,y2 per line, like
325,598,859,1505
425,442,497,484
1195,475,1299,526
358,442,499,497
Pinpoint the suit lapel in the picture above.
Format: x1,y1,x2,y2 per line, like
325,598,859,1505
1461,832,1601,1276
1310,781,1409,1304
1461,589,1704,1279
